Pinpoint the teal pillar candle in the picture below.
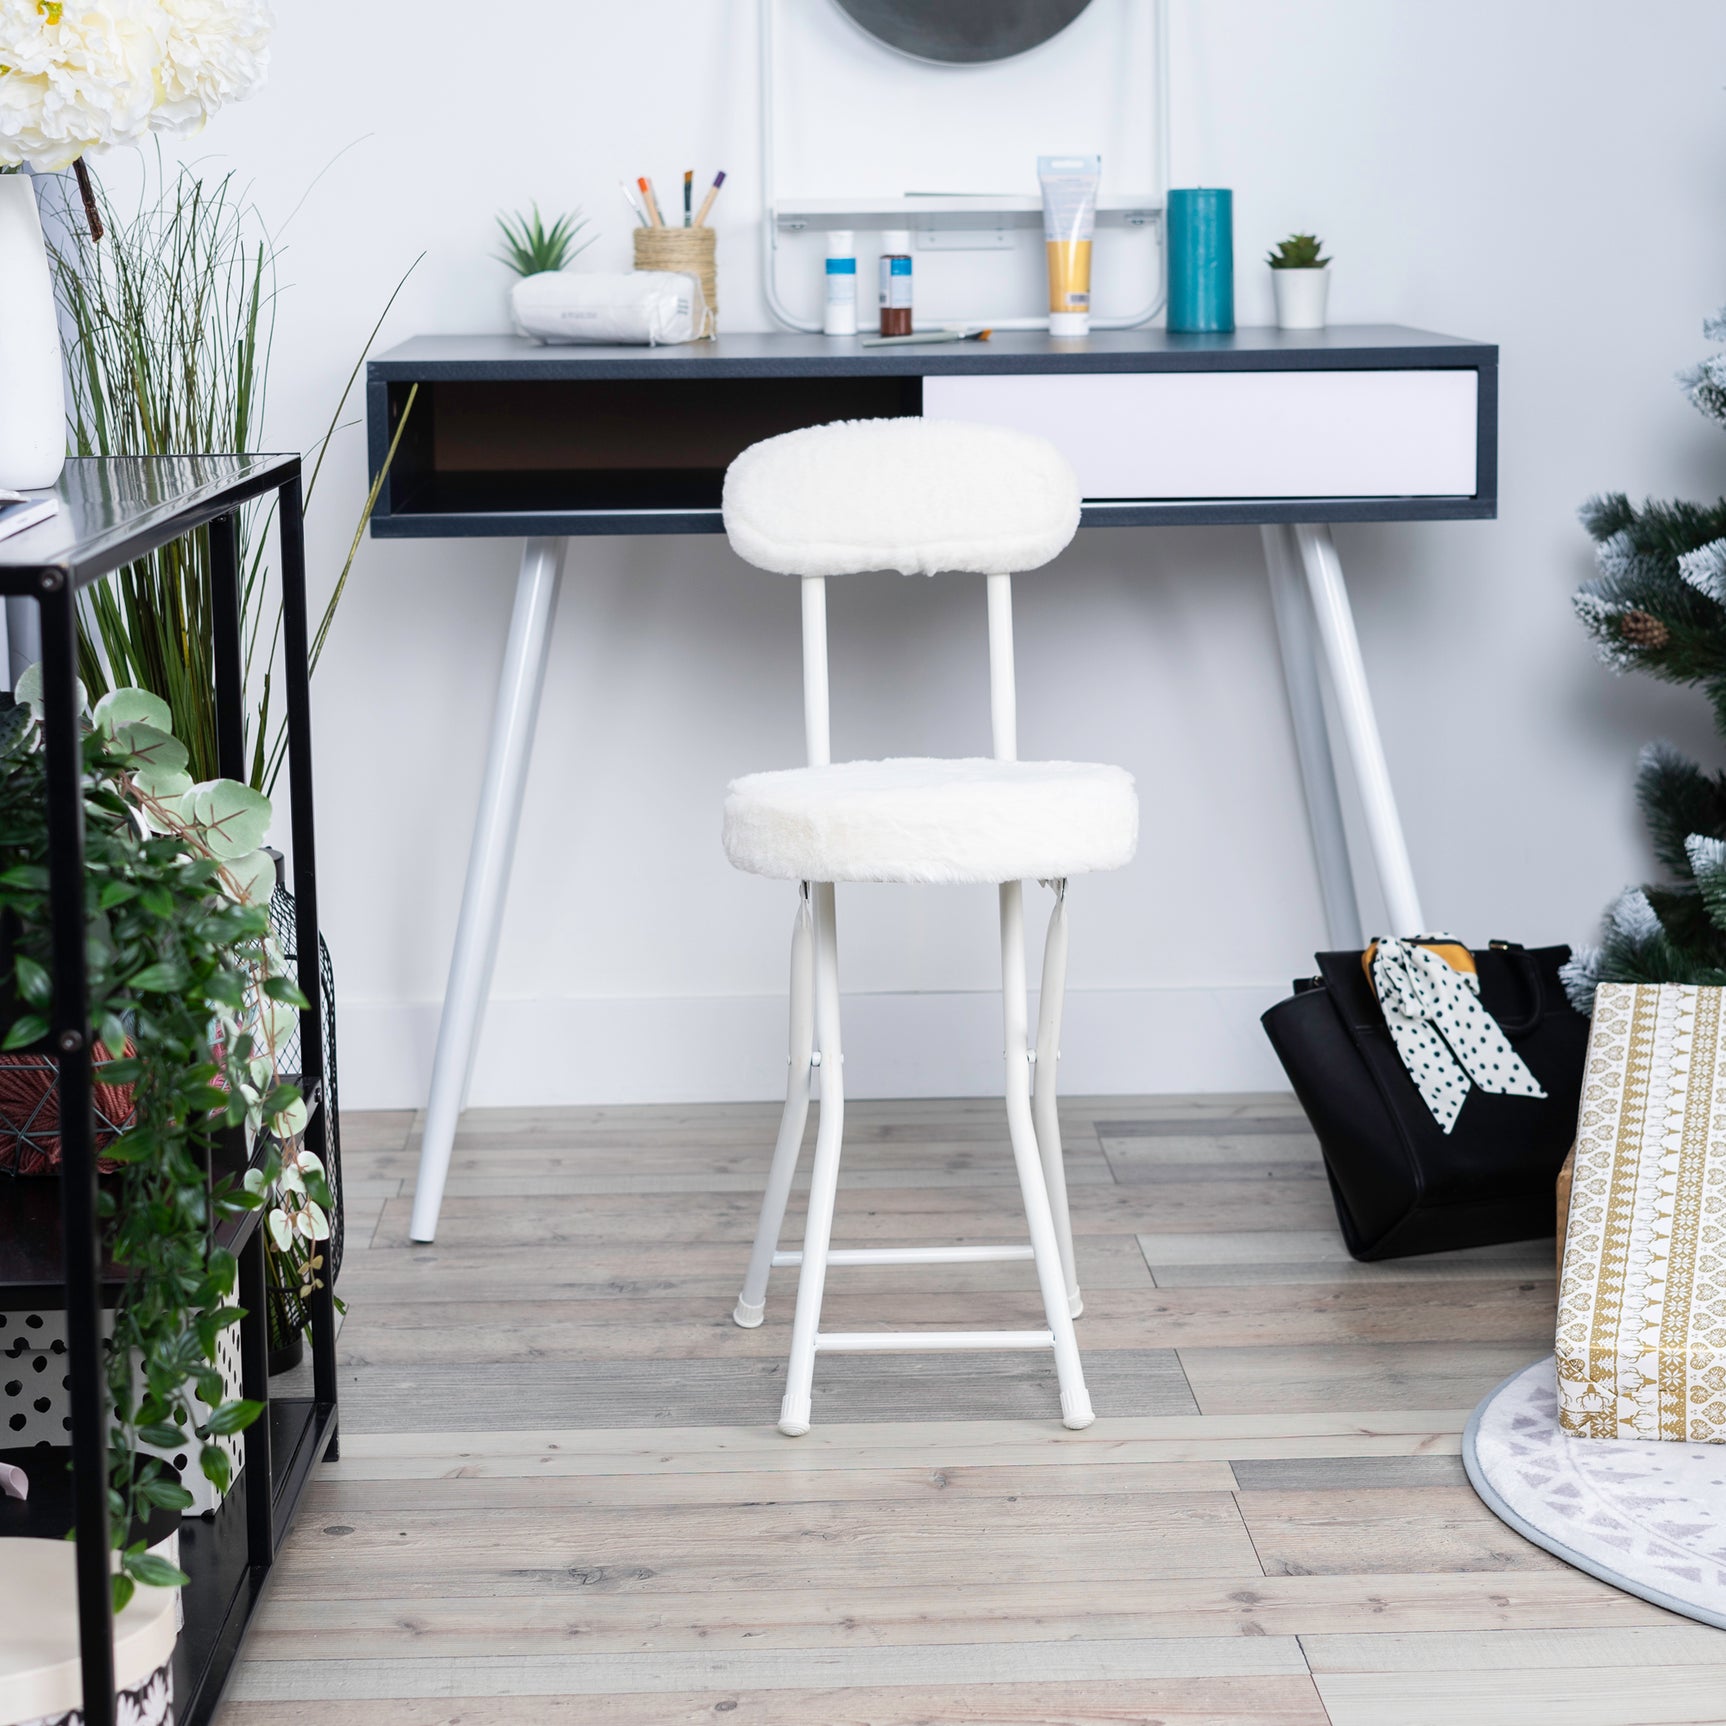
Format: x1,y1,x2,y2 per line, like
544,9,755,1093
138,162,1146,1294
1166,188,1234,333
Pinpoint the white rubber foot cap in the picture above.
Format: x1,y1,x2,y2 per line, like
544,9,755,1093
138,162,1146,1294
733,1298,765,1329
778,1395,811,1437
1060,1388,1096,1430
1068,1292,1084,1320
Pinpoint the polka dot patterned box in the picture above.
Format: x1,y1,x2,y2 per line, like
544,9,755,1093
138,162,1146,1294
1,1306,245,1512
1557,982,1726,1442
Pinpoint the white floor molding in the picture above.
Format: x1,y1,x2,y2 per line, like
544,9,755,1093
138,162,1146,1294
337,984,1289,1108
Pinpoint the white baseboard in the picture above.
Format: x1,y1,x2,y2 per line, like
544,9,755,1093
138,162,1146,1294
334,984,1291,1110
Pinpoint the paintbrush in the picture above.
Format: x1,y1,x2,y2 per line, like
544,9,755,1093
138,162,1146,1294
693,170,726,228
860,327,993,348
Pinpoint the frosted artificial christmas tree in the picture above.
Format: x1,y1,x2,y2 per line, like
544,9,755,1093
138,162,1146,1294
1566,304,1726,1007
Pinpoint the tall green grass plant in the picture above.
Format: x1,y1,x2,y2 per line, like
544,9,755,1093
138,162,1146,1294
46,158,415,792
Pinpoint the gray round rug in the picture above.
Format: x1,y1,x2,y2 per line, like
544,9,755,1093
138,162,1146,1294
1464,1356,1726,1628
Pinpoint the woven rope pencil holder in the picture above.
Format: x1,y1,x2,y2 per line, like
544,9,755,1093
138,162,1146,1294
633,227,717,337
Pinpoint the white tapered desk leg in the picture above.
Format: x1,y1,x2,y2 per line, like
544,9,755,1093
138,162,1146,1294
1261,524,1363,950
1293,524,1426,938
409,537,567,1243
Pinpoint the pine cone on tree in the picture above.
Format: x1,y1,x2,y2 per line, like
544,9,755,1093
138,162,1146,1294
1618,608,1671,650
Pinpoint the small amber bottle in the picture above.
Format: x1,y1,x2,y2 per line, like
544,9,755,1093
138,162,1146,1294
878,229,913,337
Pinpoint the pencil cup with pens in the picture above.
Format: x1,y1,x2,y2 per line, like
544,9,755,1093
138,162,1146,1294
624,171,723,338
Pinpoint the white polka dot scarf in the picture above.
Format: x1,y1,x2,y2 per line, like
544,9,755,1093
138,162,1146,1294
1369,935,1546,1133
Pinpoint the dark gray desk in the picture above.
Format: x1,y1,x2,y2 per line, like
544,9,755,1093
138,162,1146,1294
369,325,1495,536
368,325,1497,1240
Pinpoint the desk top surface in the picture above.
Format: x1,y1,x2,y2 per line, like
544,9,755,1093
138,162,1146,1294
371,324,1494,383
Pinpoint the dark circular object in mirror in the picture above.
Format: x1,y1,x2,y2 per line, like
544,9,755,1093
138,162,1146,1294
834,0,1093,65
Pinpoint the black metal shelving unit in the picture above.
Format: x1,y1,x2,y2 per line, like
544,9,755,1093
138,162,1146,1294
0,454,338,1726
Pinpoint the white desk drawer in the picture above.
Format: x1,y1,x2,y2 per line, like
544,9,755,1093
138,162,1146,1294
922,368,1479,500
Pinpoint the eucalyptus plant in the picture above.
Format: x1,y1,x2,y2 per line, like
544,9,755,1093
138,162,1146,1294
0,677,330,1607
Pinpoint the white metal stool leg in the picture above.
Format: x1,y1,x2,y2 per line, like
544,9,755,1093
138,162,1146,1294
1002,880,1094,1429
1032,880,1081,1319
1293,524,1426,937
734,886,816,1328
778,880,845,1437
410,537,567,1244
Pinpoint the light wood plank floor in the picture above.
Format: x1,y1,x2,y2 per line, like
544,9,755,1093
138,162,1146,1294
215,1095,1716,1726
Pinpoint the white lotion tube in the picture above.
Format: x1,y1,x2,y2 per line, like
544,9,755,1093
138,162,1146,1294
1039,154,1100,337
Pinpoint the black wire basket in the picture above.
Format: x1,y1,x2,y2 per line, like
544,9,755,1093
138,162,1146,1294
0,1051,134,1178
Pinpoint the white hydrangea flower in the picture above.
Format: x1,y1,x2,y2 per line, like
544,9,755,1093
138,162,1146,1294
152,0,271,136
0,0,166,172
0,0,270,171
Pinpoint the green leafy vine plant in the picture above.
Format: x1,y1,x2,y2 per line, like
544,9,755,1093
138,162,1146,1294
1266,232,1330,270
0,677,330,1610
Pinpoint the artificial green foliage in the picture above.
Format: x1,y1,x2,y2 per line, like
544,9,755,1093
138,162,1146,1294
1266,232,1330,270
45,157,416,795
0,682,329,1608
1566,305,1726,1009
494,202,595,276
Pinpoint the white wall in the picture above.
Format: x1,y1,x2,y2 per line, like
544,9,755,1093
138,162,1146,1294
131,0,1726,1106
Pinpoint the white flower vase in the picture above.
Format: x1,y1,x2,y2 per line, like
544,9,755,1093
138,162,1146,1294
0,174,67,491
1272,266,1330,331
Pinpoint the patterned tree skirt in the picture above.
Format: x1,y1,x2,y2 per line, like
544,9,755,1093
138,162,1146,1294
1465,1356,1726,1627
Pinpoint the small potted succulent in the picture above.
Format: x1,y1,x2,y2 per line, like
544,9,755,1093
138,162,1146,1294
1267,232,1331,331
496,203,595,278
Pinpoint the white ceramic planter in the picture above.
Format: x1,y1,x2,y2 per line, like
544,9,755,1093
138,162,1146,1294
1273,266,1330,331
2,1539,178,1726
0,174,67,491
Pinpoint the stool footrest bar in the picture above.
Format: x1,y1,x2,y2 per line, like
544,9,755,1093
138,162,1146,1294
815,1329,1055,1352
772,1244,1034,1268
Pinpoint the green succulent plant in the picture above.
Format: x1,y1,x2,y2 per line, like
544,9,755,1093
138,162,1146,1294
495,203,596,277
1266,232,1331,270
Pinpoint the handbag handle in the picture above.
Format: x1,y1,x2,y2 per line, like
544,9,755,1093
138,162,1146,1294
1487,940,1544,1038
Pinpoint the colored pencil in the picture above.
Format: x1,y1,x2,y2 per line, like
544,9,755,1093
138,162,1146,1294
683,169,693,227
693,170,726,228
638,176,664,227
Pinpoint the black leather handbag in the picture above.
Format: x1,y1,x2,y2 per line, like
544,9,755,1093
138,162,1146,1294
1260,941,1589,1260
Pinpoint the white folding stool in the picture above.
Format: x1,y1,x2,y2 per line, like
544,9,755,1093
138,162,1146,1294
720,417,1139,1436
